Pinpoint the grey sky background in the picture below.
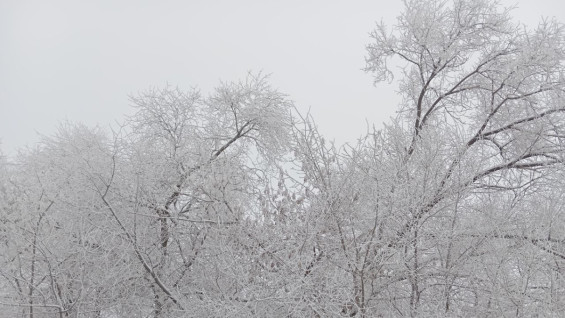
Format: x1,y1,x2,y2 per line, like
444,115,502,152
1,0,564,158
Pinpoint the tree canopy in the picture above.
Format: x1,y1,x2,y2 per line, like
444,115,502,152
2,0,565,317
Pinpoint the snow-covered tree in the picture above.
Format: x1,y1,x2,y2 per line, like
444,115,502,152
1,1,565,317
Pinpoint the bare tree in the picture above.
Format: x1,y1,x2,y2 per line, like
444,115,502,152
339,0,565,315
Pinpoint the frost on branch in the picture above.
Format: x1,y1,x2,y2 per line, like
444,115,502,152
207,72,293,159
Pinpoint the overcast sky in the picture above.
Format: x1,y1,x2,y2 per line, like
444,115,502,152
1,0,564,158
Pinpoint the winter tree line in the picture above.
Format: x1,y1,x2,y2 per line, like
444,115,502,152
2,0,565,316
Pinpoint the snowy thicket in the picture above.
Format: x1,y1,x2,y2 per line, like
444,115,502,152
2,0,565,316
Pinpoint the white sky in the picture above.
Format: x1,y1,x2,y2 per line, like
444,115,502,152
1,0,564,158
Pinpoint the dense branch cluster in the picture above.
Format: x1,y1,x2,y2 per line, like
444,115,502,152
1,0,565,316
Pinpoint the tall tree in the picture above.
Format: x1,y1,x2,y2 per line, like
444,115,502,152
346,0,565,315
